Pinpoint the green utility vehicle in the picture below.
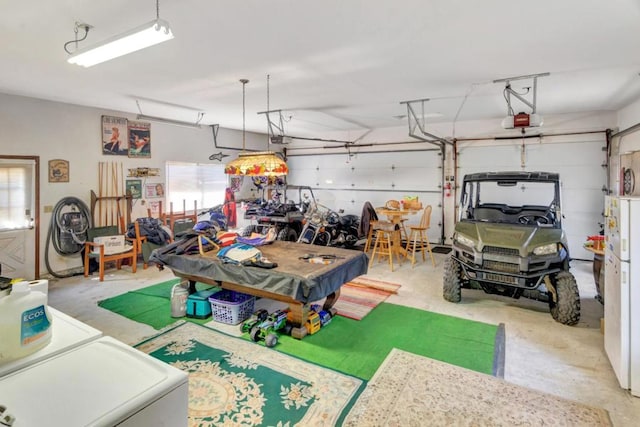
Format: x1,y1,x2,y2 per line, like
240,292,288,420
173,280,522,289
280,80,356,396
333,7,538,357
443,171,580,325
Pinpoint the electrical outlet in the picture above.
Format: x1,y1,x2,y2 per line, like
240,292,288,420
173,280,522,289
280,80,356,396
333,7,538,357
44,205,53,213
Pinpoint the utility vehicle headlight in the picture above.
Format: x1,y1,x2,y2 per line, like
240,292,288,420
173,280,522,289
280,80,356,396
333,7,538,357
456,234,475,249
533,243,558,256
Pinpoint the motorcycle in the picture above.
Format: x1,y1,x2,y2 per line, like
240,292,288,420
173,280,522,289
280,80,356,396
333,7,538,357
297,204,331,246
325,209,361,248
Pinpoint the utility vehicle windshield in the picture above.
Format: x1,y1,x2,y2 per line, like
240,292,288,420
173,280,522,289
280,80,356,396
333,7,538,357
459,179,560,227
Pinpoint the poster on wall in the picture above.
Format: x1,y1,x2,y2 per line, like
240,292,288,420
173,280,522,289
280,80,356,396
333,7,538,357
148,201,161,216
145,183,165,198
128,121,151,158
126,179,142,199
102,115,129,156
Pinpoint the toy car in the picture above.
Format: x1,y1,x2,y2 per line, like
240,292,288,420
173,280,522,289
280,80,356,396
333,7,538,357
249,309,288,347
317,310,332,326
240,308,269,333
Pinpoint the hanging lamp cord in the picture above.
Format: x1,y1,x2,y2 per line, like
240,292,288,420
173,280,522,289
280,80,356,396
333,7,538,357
240,79,249,151
266,74,271,150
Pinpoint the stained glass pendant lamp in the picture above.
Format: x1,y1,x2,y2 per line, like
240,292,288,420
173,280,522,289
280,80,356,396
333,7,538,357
224,79,288,176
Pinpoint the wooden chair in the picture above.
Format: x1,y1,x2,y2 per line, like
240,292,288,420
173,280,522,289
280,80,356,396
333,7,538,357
172,219,196,241
132,220,157,270
84,225,137,281
405,205,436,268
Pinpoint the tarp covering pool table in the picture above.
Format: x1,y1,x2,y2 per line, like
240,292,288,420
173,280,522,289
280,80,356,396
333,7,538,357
150,240,368,303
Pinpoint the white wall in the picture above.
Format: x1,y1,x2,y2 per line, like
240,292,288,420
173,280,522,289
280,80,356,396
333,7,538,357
608,97,640,192
0,92,269,277
617,97,640,133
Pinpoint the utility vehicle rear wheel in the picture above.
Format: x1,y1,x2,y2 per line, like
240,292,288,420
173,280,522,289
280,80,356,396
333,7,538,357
443,257,462,303
277,227,298,241
549,272,581,325
238,226,253,237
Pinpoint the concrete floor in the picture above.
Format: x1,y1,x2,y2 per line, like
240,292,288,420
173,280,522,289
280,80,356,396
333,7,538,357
47,252,640,426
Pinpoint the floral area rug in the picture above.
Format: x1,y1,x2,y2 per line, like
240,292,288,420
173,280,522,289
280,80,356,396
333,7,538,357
344,349,612,427
135,321,364,426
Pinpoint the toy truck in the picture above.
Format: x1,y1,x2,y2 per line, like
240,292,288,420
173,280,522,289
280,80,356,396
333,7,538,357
305,311,321,335
240,309,269,334
249,309,288,347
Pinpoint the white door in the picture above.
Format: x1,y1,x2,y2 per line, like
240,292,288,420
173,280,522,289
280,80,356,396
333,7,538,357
457,137,606,259
288,149,444,243
0,158,37,280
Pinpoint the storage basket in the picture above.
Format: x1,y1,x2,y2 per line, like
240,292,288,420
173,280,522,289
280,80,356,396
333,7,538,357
208,290,255,325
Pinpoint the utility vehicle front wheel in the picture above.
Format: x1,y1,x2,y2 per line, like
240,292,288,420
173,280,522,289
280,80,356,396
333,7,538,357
443,257,462,303
549,271,581,326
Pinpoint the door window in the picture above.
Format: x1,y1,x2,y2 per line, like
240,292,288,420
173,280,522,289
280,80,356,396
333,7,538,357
0,159,35,231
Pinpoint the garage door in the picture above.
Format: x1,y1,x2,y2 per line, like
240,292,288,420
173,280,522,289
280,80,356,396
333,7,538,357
457,136,606,260
287,149,444,243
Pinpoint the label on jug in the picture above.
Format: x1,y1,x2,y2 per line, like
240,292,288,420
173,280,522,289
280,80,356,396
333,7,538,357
21,305,51,346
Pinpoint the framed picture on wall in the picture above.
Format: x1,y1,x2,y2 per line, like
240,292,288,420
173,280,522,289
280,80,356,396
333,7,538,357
126,179,142,199
102,115,129,156
128,121,151,158
144,183,165,198
48,159,69,182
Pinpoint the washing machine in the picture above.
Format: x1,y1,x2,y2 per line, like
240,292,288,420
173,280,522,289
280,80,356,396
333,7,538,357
0,336,188,426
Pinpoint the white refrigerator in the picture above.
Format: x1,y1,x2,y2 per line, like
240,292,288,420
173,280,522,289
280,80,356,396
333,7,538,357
604,195,640,396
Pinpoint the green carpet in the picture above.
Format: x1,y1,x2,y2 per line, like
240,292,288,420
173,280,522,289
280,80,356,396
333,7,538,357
100,280,501,381
97,278,217,329
274,303,498,380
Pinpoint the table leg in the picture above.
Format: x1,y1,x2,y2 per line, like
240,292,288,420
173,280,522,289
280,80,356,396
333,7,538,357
187,279,222,294
187,280,197,294
323,289,341,311
323,289,341,317
287,302,310,339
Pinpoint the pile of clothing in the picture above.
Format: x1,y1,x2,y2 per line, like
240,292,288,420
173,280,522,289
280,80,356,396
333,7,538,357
126,217,171,245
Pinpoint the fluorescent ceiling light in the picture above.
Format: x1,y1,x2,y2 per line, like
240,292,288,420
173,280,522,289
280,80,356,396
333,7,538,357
68,19,173,67
137,114,202,129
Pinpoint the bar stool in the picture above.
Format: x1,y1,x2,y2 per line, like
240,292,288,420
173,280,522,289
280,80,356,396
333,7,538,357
369,223,403,271
364,219,380,252
405,205,436,268
369,229,395,271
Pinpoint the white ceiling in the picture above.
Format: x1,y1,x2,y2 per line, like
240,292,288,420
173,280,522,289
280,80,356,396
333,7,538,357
2,0,640,139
